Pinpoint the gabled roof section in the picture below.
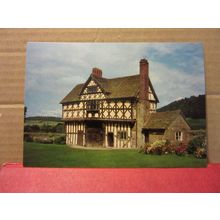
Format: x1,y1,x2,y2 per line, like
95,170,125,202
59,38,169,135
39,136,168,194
60,74,159,104
143,110,189,129
60,83,84,104
98,75,140,99
149,79,159,103
79,75,106,95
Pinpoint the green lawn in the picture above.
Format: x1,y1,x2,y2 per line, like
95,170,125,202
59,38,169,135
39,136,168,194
24,142,207,168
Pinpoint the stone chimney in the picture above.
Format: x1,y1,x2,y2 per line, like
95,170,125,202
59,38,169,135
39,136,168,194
92,67,102,78
136,59,149,148
139,58,149,101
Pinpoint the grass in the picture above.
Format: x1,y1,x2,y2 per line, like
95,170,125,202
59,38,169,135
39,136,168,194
24,142,207,168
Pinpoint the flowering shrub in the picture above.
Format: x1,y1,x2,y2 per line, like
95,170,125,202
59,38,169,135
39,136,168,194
163,143,176,154
175,144,187,156
187,135,207,154
151,140,167,148
194,147,207,159
138,144,150,154
140,138,207,159
143,140,176,155
145,146,153,154
151,140,167,155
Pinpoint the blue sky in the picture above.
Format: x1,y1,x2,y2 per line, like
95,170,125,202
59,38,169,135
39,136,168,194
25,43,205,117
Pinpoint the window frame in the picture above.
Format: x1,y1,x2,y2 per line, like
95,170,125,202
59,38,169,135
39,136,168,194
118,131,127,140
175,131,183,141
87,86,98,94
86,100,99,111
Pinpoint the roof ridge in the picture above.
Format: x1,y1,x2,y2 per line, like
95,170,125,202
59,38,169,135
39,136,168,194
61,73,159,104
143,109,183,129
101,74,139,81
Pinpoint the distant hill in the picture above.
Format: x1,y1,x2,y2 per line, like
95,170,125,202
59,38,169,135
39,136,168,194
157,94,206,119
25,116,63,128
26,116,62,122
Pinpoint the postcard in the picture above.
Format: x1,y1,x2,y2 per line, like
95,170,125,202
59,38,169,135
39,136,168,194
24,43,207,167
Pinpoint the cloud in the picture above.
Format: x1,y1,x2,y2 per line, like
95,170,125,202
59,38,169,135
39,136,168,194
25,42,205,117
149,60,205,106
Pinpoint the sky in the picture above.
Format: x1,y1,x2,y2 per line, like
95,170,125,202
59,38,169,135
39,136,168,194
25,42,205,117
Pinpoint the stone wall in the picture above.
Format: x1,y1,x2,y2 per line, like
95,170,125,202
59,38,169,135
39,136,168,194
164,116,191,144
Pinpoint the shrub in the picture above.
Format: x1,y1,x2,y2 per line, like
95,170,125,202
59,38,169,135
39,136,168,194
24,133,33,142
146,145,162,155
175,145,187,156
187,135,207,154
152,140,174,155
54,135,66,144
24,125,32,132
162,145,175,154
34,137,53,144
138,145,146,153
140,143,149,154
194,147,207,159
162,140,176,154
41,124,54,133
143,140,188,156
55,123,65,133
24,125,40,132
49,126,57,133
145,146,153,154
145,140,166,155
151,140,166,148
31,125,40,132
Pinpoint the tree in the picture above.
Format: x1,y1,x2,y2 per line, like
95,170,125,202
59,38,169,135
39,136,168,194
24,106,27,121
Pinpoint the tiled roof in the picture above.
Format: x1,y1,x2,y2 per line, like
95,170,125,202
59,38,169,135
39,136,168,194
60,74,159,104
143,110,183,129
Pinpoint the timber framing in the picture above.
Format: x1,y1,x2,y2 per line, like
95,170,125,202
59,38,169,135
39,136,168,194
60,59,189,148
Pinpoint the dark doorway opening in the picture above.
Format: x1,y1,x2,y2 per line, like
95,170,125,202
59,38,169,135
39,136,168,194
77,130,83,146
107,132,114,147
86,121,103,147
144,131,149,143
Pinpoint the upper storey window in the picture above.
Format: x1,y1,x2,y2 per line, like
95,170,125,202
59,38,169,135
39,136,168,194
87,86,98,94
87,100,99,111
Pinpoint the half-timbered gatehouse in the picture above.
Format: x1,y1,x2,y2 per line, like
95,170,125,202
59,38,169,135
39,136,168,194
60,59,190,148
